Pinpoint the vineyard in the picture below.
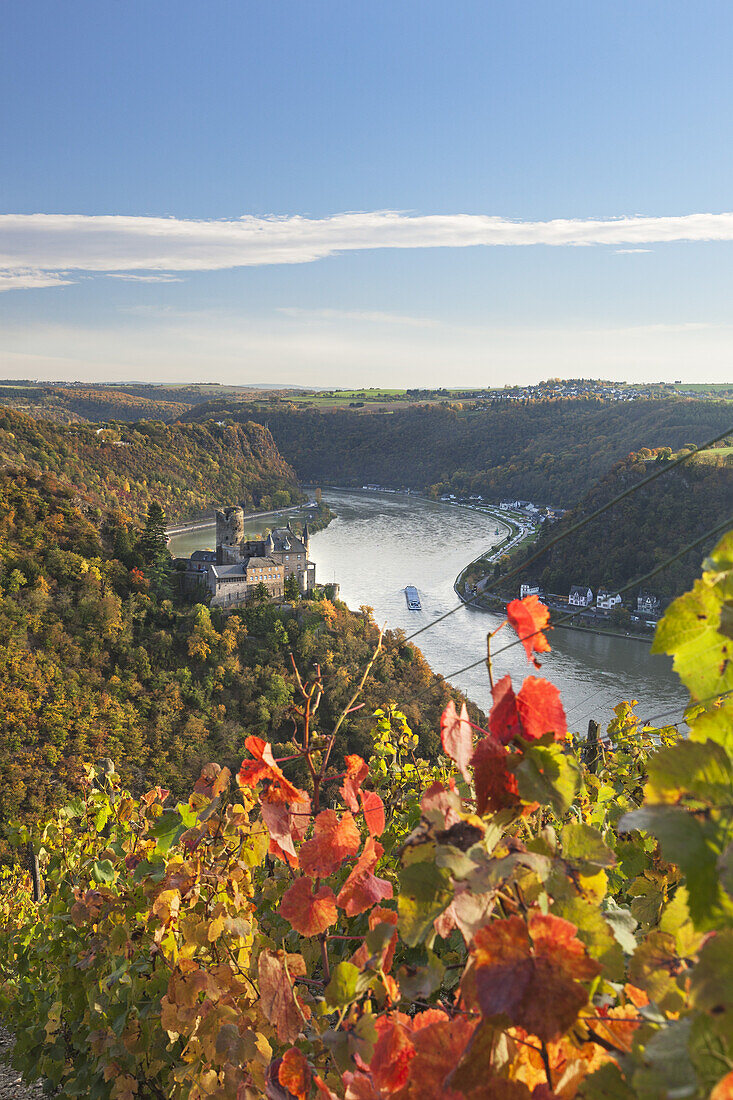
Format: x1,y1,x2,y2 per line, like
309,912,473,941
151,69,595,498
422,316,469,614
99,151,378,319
0,535,732,1098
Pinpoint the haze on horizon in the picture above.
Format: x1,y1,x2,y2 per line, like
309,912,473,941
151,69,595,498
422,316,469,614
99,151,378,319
3,2,733,387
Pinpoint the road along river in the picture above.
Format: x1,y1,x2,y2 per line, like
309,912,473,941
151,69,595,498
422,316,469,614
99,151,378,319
169,489,688,734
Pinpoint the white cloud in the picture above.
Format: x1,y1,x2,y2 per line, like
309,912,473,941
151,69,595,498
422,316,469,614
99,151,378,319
0,268,76,292
105,273,184,282
1,210,733,288
614,248,652,254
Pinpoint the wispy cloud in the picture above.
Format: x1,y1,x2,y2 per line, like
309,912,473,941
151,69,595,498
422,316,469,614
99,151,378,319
2,210,733,289
0,269,75,292
105,273,184,282
614,248,652,254
277,306,439,328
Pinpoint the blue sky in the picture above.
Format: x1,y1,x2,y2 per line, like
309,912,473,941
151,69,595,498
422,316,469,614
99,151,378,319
2,1,733,386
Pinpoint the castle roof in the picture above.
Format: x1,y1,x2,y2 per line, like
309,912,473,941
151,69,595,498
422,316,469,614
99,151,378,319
191,549,216,562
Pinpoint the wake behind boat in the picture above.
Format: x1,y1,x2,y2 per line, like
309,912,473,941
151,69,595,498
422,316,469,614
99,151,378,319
405,585,421,610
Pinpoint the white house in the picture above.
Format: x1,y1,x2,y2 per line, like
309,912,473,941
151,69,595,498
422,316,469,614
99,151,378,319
520,583,542,599
569,585,593,607
637,591,661,615
597,589,622,611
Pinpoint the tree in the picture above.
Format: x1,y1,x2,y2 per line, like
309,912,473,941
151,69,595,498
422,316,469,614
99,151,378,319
139,501,168,564
285,574,300,601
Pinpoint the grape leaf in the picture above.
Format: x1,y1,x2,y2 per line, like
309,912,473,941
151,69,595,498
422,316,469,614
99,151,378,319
515,677,567,742
506,595,552,668
441,700,473,782
298,809,361,878
336,837,393,916
279,876,338,937
471,912,601,1042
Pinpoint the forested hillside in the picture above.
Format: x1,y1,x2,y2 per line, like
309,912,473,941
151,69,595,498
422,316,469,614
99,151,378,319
0,409,303,521
509,450,733,598
0,468,468,837
0,385,190,423
187,397,732,507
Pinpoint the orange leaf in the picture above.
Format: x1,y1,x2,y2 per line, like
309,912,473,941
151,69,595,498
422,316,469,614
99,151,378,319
336,836,393,916
369,1016,416,1092
472,734,520,815
392,1013,477,1100
515,677,567,743
278,1048,311,1100
279,876,338,937
360,789,386,836
488,675,522,745
258,948,311,1043
471,912,600,1042
506,595,552,668
712,1072,733,1100
440,700,473,782
299,810,361,878
341,754,369,812
238,736,308,804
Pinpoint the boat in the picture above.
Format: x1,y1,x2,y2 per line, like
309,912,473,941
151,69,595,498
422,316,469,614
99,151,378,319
405,585,421,610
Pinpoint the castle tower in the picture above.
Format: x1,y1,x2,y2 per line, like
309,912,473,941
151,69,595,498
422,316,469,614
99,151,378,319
302,520,310,554
216,506,245,565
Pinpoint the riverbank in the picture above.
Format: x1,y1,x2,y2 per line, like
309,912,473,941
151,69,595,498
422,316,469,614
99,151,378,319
165,502,311,537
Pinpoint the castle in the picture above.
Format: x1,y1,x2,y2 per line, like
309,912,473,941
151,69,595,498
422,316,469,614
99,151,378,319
186,506,315,607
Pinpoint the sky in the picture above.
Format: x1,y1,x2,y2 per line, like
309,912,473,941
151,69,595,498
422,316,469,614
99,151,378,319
2,1,733,388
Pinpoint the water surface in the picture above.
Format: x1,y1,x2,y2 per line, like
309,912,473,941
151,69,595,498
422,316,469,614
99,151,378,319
170,489,687,733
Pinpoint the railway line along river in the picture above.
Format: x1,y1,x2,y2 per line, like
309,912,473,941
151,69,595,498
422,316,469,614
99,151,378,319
169,488,687,733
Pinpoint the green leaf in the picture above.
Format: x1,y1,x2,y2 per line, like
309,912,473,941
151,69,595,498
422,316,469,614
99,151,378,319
397,861,452,947
653,531,733,702
631,1018,697,1100
602,897,638,955
515,742,580,815
150,810,184,855
324,962,364,1009
644,739,733,805
561,822,615,871
579,1061,635,1100
551,894,624,980
90,859,115,885
620,805,725,927
689,928,733,1042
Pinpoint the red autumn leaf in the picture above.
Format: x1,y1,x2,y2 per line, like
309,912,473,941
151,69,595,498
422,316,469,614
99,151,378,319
440,700,473,782
471,735,520,815
369,1015,416,1093
279,876,338,937
298,810,361,878
258,948,311,1043
471,912,601,1042
506,595,552,668
341,754,370,812
515,677,567,742
360,789,386,836
238,736,307,804
278,1047,311,1100
261,795,312,867
391,1014,476,1100
488,675,522,745
336,836,393,916
193,762,231,798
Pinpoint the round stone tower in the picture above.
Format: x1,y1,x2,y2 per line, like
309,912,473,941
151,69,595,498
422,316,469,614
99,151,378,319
216,506,245,564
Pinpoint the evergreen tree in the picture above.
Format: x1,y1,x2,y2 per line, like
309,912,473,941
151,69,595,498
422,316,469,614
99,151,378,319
285,574,300,601
139,501,168,564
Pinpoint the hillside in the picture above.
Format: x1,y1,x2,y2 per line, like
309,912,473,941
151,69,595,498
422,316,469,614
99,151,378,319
508,450,733,600
185,396,733,508
0,408,303,521
0,468,469,839
0,384,190,423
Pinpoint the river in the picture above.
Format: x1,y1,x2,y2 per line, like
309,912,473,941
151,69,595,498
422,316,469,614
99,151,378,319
169,489,688,733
